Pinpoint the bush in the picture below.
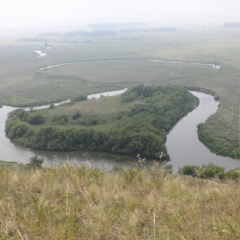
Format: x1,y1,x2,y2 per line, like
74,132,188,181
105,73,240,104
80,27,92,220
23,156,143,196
196,163,225,179
226,168,240,180
178,165,199,177
179,163,225,180
52,115,68,125
27,155,44,169
72,95,87,102
27,115,45,125
72,111,81,120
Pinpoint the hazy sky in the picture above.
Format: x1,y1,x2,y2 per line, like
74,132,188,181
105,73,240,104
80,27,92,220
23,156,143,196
0,0,239,30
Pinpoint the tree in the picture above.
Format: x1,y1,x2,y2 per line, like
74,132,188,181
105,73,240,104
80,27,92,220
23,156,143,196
28,155,44,169
72,111,81,120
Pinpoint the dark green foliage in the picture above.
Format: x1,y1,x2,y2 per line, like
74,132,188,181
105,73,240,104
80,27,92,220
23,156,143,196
198,123,239,158
27,155,44,169
121,84,161,102
225,168,240,180
115,111,126,120
77,115,102,126
5,117,33,140
9,109,29,121
72,95,87,102
201,163,225,179
5,85,198,158
72,111,81,120
27,115,44,125
52,115,68,125
179,164,240,181
7,109,44,126
179,163,226,180
179,165,199,177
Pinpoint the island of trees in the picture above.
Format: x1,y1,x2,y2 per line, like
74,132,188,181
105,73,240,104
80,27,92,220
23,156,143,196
5,85,198,158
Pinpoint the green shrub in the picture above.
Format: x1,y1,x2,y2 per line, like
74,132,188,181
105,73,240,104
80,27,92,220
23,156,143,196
179,165,199,177
72,95,87,102
226,168,240,180
27,155,44,169
27,115,45,125
72,111,81,120
179,163,225,180
196,163,225,179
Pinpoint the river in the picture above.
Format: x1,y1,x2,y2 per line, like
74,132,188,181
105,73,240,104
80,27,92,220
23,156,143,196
38,59,221,72
33,50,47,57
0,90,239,170
165,91,240,172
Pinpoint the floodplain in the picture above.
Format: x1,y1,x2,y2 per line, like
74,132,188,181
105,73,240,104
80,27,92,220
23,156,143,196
0,26,239,158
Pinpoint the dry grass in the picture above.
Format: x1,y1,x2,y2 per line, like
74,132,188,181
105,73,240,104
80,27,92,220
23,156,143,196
0,164,239,239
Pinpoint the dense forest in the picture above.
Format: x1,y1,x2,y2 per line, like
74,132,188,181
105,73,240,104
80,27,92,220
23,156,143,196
5,85,198,158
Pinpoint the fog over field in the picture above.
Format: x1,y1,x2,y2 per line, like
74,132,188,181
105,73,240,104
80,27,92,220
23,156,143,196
0,0,239,32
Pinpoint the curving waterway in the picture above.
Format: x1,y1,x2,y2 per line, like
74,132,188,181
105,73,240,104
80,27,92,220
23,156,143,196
38,59,221,72
33,50,47,57
0,90,131,168
1,90,239,170
166,91,240,172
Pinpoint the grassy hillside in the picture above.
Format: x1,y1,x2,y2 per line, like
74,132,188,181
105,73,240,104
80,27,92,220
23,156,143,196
0,163,239,239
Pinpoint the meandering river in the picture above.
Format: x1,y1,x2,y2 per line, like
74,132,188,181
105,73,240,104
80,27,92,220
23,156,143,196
0,89,239,170
166,91,240,172
38,59,221,72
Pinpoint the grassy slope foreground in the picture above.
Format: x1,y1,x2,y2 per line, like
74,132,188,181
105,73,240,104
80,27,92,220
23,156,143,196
5,85,198,158
0,164,239,239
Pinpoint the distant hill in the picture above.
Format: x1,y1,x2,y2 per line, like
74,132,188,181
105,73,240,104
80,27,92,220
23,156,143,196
224,22,240,28
89,22,147,29
38,27,177,38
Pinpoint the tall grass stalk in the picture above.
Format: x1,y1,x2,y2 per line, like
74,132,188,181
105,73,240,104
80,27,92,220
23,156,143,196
0,163,239,239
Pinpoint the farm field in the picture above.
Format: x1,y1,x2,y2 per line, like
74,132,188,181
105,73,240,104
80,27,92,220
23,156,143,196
0,26,239,158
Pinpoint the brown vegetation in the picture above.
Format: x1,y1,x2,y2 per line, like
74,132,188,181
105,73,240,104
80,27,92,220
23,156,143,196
0,163,239,239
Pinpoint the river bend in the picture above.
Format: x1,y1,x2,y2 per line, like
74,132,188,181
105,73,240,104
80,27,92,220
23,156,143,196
166,91,240,172
0,90,239,170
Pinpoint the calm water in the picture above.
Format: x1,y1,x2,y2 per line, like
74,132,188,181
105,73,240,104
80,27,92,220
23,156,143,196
166,91,240,172
0,90,239,170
